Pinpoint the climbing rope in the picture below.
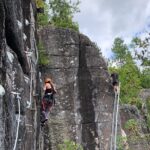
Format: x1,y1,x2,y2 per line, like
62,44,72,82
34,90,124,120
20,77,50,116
12,92,21,150
34,39,39,65
26,57,33,108
110,93,117,150
29,62,33,108
11,20,38,150
24,18,38,108
110,83,120,150
114,83,120,150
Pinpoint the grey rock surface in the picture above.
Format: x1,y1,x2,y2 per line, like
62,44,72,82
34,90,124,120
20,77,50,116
139,89,150,101
120,104,150,150
2,0,150,150
38,26,114,150
0,0,41,150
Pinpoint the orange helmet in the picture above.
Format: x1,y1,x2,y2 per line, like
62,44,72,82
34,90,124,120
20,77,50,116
45,78,51,83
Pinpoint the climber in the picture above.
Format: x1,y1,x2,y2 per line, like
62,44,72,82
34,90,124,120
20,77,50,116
41,77,57,124
111,73,119,94
36,0,44,13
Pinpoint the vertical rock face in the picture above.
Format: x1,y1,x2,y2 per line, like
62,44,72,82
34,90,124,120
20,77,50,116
4,0,149,149
0,0,40,150
119,89,150,150
38,27,114,150
120,105,150,150
0,0,115,149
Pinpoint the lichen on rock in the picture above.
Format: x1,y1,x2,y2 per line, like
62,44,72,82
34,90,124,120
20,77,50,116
0,85,5,96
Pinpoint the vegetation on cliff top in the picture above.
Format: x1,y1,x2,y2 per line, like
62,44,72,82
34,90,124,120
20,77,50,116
109,35,150,148
58,140,83,150
36,0,80,31
38,41,49,66
109,36,150,107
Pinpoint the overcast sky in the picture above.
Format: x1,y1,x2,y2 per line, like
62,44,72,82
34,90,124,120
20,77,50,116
73,0,150,58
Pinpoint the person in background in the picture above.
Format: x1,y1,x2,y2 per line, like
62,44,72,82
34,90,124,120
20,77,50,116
41,77,56,124
111,73,119,94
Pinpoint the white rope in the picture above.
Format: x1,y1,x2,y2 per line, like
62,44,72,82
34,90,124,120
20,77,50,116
26,38,38,108
27,57,33,108
12,19,37,149
110,93,117,150
114,83,120,150
34,39,38,65
13,93,21,150
110,83,121,150
30,63,33,105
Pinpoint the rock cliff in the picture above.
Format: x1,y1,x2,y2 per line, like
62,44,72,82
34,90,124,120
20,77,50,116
0,0,115,148
119,90,150,150
0,0,41,149
1,0,149,150
38,27,114,150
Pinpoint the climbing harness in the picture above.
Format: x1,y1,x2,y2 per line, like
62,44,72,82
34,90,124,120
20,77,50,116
110,83,120,150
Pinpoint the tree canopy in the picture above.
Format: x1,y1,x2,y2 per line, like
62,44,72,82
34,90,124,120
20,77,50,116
109,36,150,107
112,37,128,61
109,37,142,107
131,37,150,66
49,0,80,31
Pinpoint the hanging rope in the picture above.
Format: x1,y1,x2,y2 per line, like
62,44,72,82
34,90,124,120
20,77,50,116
29,62,33,108
114,82,120,150
110,92,117,150
26,37,38,108
12,92,21,150
26,53,34,108
34,39,38,65
110,83,120,150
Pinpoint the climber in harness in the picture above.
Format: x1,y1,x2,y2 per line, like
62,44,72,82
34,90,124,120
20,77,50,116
111,73,119,94
41,77,57,124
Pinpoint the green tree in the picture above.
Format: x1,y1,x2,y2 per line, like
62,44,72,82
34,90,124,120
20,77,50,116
36,0,45,8
49,0,80,31
131,36,150,88
140,68,150,88
37,2,50,26
109,37,141,105
117,135,127,150
125,119,139,135
131,37,150,66
118,61,141,104
146,97,150,129
58,140,83,150
38,41,49,66
112,38,128,63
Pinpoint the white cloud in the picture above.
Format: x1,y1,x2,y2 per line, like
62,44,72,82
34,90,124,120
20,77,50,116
74,0,150,58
